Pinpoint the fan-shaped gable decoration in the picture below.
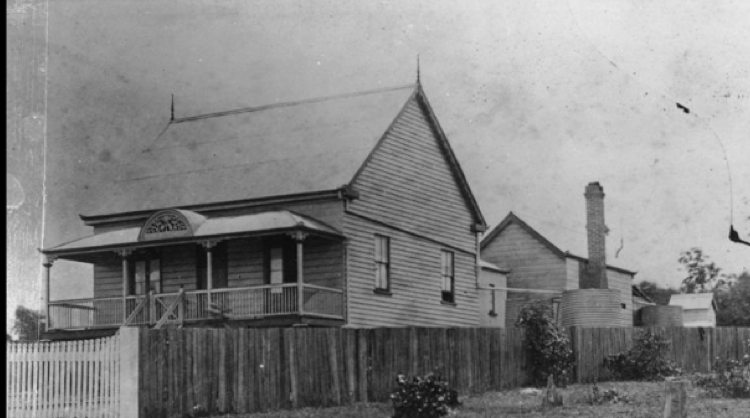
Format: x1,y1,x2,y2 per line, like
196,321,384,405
138,209,206,241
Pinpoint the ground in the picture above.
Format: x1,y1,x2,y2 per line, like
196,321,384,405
211,381,750,418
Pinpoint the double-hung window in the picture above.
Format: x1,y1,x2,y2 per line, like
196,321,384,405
128,254,161,295
374,235,390,292
441,250,455,303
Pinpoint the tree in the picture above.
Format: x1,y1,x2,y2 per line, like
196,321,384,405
638,281,681,305
12,305,44,341
714,271,750,326
678,248,721,293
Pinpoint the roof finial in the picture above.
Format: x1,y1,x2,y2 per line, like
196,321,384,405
170,94,175,121
416,54,421,84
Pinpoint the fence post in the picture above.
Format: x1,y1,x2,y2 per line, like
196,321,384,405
120,327,140,418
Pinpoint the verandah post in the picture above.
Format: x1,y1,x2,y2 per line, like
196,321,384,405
202,240,219,305
116,249,133,322
42,255,56,333
288,230,308,315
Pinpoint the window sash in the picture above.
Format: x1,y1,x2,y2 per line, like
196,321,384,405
269,247,284,285
441,251,454,299
149,259,161,293
134,261,147,295
374,235,390,289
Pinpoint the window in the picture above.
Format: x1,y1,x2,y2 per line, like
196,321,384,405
128,251,161,295
441,250,455,303
263,238,297,285
374,235,390,291
268,247,284,285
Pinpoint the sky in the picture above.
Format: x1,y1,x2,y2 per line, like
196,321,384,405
7,0,750,333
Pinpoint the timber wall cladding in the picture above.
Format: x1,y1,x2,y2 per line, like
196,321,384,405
347,98,476,253
137,327,528,417
481,223,566,292
344,214,479,327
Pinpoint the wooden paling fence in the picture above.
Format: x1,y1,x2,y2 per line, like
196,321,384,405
6,335,120,418
138,327,528,417
570,326,750,383
9,326,749,417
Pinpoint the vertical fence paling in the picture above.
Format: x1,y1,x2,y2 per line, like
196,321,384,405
6,335,120,418
132,326,750,417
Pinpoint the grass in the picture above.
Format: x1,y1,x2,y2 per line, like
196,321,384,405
211,381,750,418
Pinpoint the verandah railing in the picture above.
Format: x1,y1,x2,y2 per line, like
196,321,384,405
47,284,343,330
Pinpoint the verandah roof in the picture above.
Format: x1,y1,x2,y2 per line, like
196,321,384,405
43,210,343,257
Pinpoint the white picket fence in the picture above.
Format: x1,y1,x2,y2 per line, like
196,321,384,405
6,335,120,418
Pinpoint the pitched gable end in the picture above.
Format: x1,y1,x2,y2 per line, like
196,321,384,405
346,85,482,252
349,86,486,227
481,212,566,258
412,86,486,228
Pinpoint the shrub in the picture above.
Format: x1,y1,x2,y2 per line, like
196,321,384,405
603,330,681,381
390,373,460,418
515,300,575,387
694,341,750,398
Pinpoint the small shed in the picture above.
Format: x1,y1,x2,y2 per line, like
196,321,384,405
478,260,508,327
668,293,717,327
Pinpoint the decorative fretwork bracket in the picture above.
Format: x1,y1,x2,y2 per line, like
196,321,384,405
114,248,134,258
287,230,309,243
200,239,222,249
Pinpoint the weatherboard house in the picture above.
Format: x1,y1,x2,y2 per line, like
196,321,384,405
41,83,497,339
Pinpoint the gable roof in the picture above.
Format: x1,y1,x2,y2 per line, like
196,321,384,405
88,85,416,216
86,83,485,227
669,293,717,311
481,211,636,275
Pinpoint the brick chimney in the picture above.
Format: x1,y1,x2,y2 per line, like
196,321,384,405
583,182,608,289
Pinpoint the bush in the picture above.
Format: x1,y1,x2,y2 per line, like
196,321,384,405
603,331,681,381
515,300,575,387
694,341,750,398
390,373,460,418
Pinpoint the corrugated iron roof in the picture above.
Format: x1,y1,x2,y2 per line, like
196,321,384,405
90,85,417,216
44,210,342,254
669,293,716,310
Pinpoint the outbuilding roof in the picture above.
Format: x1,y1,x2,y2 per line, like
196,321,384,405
481,212,637,275
669,293,717,311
